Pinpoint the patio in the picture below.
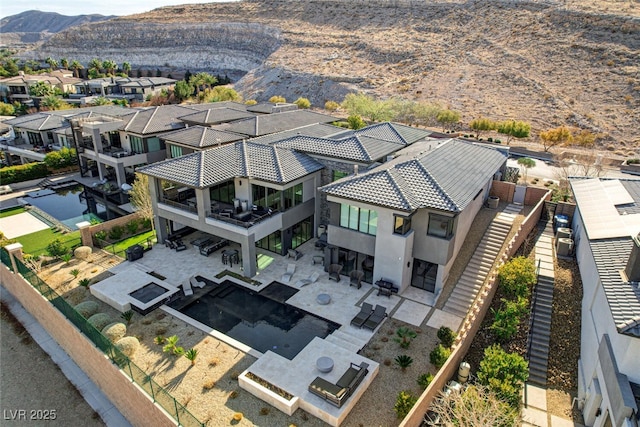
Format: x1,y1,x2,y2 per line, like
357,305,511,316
104,233,436,425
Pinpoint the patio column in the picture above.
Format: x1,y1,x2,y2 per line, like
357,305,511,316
114,163,126,188
240,235,256,278
76,221,93,248
5,242,23,273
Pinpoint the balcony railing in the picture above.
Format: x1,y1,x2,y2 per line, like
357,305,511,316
207,207,276,229
159,197,197,214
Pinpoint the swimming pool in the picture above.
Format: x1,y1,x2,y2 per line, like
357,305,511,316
24,184,105,229
176,280,340,360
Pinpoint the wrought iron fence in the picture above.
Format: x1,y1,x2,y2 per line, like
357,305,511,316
2,251,204,427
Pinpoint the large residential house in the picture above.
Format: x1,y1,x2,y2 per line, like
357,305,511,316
0,70,81,106
570,177,640,427
321,139,508,296
70,77,177,104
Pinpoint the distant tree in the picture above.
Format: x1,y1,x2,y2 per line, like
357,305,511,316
245,99,258,105
269,95,287,103
469,117,497,139
102,60,117,76
201,86,240,103
69,60,84,78
29,81,58,97
89,58,102,74
156,68,162,77
539,126,573,152
129,173,154,232
45,57,58,70
60,58,69,70
342,92,394,122
0,102,15,115
174,80,194,102
571,129,597,148
294,97,311,109
189,72,217,97
90,97,113,106
429,384,519,427
40,95,71,111
517,157,536,184
122,62,131,76
183,70,192,83
413,102,443,127
347,114,367,130
436,109,460,131
497,120,530,145
136,68,143,78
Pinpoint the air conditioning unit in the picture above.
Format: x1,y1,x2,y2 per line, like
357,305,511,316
557,238,574,257
556,227,573,239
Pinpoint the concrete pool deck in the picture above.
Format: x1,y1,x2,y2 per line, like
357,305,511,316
105,235,435,426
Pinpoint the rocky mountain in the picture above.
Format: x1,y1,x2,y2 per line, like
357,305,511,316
11,0,640,148
0,10,115,46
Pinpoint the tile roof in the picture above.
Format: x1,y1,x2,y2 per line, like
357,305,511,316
212,110,337,137
321,139,506,212
178,108,255,125
332,122,432,144
116,77,176,88
138,141,323,187
122,105,198,135
3,113,68,131
249,123,343,144
272,134,403,162
590,238,640,337
182,101,248,111
160,126,244,148
246,102,298,114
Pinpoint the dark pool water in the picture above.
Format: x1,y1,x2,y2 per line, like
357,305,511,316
24,184,105,229
179,280,340,360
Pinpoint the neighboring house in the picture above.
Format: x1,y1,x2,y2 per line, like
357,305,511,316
320,139,508,296
213,109,337,138
138,141,324,277
0,70,81,105
70,77,177,104
570,177,640,427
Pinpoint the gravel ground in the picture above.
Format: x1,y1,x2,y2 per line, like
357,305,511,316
0,301,105,427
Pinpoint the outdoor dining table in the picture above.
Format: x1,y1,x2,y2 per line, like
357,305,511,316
222,249,240,267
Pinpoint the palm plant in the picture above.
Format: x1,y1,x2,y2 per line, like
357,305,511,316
78,278,91,288
394,354,414,371
162,335,179,354
185,348,198,366
69,60,84,78
394,327,417,349
120,310,134,325
70,268,80,278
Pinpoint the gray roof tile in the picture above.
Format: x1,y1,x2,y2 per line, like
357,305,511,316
212,110,337,137
122,105,198,135
160,126,244,148
321,139,506,212
179,108,255,125
138,141,323,187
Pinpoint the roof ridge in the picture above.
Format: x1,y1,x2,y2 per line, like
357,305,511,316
141,107,160,134
197,151,206,188
385,166,416,210
241,140,250,177
413,158,460,211
352,135,373,161
272,146,284,182
199,127,207,147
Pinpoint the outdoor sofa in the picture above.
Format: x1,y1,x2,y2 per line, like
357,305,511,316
308,362,369,408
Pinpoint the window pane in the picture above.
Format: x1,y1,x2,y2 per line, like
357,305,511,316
340,204,349,228
349,205,359,230
369,211,377,235
359,209,369,233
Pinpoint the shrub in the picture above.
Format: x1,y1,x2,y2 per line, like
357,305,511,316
394,391,417,419
232,412,243,421
429,344,451,368
108,225,124,241
497,256,536,298
627,158,640,165
202,379,216,390
0,162,49,185
324,100,339,111
245,99,257,105
120,310,134,325
394,326,417,349
437,326,456,348
477,345,528,408
102,322,127,342
268,95,286,103
94,230,107,242
78,278,91,288
347,114,366,130
87,313,112,331
115,336,140,357
491,297,528,343
141,217,152,230
70,268,80,278
46,239,68,258
125,219,139,235
394,354,414,371
293,97,311,109
74,301,99,318
417,373,434,390
487,137,493,142
61,253,72,264
154,335,166,345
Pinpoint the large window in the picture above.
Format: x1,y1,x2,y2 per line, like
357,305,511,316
256,230,282,254
209,180,235,204
427,213,454,239
147,137,164,152
252,184,281,211
129,135,144,154
339,204,377,235
394,214,412,235
283,183,303,210
291,216,313,249
170,145,183,158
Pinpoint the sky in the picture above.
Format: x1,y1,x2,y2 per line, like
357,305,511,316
0,1,237,19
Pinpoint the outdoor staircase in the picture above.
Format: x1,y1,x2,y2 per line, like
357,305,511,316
325,328,369,354
527,220,556,386
442,204,522,318
38,178,56,188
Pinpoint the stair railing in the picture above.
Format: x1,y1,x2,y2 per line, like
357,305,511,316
526,258,542,361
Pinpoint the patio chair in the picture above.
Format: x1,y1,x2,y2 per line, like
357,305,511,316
281,263,296,283
296,271,321,287
174,239,187,252
182,279,194,296
349,270,365,289
350,302,373,327
287,248,303,260
315,233,328,249
328,264,343,282
363,304,387,330
190,276,205,289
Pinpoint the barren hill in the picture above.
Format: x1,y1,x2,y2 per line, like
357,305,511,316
15,0,640,148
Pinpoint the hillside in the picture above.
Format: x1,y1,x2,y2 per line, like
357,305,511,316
13,0,640,148
0,10,115,33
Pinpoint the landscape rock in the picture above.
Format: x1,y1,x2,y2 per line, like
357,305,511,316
74,246,92,260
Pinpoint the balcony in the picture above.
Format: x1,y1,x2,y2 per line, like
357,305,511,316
159,197,197,214
207,205,277,229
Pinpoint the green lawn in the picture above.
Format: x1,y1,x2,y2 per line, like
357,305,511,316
17,229,82,257
0,206,26,218
104,230,157,255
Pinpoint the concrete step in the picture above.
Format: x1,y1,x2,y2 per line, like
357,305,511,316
325,332,363,353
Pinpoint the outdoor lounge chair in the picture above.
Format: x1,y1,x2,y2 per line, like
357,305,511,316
328,264,342,282
362,304,387,330
287,248,303,260
296,271,320,287
190,276,206,289
349,270,365,289
174,239,187,251
281,263,296,283
350,302,373,327
182,279,194,296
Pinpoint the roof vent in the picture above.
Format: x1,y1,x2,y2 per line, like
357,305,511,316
354,165,359,175
625,233,640,282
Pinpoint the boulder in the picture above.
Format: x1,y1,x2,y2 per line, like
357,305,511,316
74,246,92,260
